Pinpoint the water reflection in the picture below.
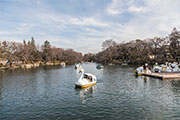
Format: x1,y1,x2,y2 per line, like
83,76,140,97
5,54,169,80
0,71,5,101
171,81,180,95
76,85,96,104
136,76,150,86
0,77,2,100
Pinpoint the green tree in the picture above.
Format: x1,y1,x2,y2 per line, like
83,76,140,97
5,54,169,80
42,40,52,62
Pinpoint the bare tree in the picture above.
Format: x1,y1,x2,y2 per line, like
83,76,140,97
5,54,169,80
102,39,116,50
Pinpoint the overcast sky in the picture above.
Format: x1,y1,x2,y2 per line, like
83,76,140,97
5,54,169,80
0,0,180,53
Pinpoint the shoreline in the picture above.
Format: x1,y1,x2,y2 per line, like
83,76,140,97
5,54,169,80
0,61,66,71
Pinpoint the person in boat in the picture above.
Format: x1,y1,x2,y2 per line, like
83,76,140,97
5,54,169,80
143,63,151,73
143,63,147,69
153,63,158,66
86,76,92,82
89,77,92,82
83,74,92,82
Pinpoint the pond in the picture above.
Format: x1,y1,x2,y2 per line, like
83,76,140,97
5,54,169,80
0,63,180,120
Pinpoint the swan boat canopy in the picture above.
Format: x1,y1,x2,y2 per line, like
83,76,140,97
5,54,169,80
75,69,97,88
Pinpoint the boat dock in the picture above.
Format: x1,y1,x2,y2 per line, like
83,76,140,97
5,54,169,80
143,73,180,80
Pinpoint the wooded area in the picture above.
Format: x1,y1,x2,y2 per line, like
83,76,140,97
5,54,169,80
1,28,180,67
0,37,83,65
84,28,180,65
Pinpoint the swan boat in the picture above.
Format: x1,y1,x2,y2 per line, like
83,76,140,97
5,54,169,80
75,69,97,88
135,66,151,76
75,63,82,69
134,66,144,76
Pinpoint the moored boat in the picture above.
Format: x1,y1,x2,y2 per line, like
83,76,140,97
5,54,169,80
135,64,151,76
134,66,144,76
152,63,162,73
153,62,180,73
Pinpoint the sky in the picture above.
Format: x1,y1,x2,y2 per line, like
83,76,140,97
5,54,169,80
0,0,180,53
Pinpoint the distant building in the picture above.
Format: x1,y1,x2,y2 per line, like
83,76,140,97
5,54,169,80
0,58,8,65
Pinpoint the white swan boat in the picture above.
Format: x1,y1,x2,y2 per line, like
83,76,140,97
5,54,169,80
75,69,97,88
135,65,151,76
75,63,82,69
135,66,144,76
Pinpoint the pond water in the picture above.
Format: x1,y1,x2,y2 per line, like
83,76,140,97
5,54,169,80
0,63,180,120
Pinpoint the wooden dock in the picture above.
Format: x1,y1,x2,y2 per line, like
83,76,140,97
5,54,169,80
143,73,180,80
